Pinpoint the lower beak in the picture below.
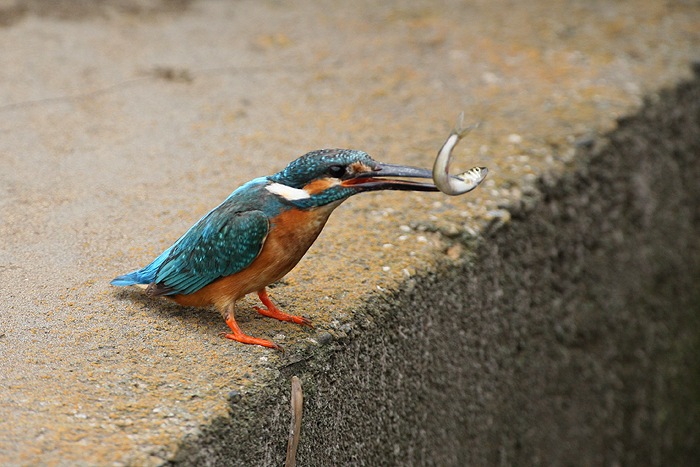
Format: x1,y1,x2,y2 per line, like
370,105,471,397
341,163,439,192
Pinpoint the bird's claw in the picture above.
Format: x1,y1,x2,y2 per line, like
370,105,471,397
298,316,314,328
218,331,284,351
253,306,314,329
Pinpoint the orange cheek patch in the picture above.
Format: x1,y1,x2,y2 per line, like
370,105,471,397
349,162,373,174
303,178,337,195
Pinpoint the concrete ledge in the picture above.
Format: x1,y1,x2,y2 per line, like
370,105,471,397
1,1,699,465
173,73,700,466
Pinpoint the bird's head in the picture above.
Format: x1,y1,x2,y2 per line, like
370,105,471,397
267,149,438,208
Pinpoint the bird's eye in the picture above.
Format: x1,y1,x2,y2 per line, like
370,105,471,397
327,165,346,178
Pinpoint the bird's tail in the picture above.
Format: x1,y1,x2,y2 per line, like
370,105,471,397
110,270,151,287
111,247,171,288
111,261,161,287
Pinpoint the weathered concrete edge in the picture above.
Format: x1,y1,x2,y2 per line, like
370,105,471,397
169,70,700,466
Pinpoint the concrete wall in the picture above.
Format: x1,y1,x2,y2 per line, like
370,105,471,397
174,73,700,466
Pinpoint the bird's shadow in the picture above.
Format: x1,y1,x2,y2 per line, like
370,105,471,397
112,288,221,334
111,287,288,336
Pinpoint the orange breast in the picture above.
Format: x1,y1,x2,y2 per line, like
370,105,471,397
170,203,340,309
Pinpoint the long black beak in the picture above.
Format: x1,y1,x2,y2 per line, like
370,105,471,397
341,163,439,192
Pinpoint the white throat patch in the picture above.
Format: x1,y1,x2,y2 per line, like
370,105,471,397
266,182,311,201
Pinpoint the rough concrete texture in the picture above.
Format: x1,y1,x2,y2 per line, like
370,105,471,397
0,0,698,465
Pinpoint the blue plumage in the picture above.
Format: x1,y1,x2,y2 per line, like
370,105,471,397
110,255,166,286
152,209,268,295
270,149,375,188
112,178,274,295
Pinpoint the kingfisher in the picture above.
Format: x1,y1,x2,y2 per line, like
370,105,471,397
112,149,452,350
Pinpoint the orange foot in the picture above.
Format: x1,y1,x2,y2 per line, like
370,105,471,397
220,315,283,351
254,289,314,328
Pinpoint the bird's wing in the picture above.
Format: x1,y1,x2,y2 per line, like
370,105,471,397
151,209,270,295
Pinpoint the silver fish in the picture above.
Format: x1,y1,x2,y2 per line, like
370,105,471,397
432,112,488,196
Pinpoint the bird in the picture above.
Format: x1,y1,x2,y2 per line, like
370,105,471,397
112,149,444,350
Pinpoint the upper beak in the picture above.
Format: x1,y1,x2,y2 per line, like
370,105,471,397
341,163,439,192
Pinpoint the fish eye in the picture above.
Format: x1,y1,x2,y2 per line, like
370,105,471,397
327,165,346,178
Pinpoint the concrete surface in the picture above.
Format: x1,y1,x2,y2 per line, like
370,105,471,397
0,0,698,465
